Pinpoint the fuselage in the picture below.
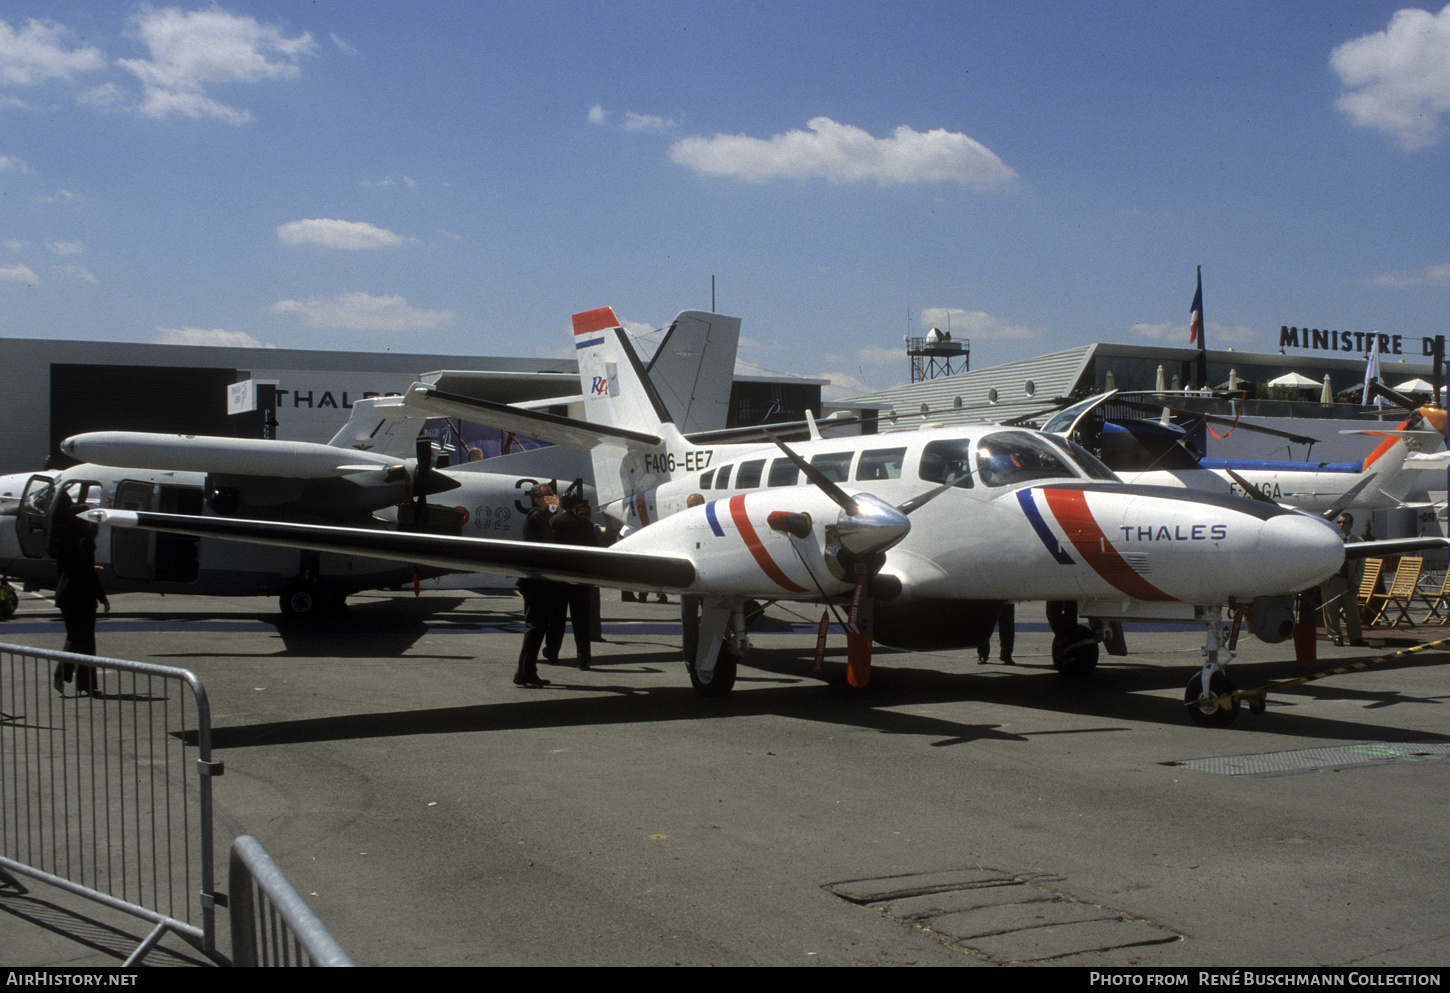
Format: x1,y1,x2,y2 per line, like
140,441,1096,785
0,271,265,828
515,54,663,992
605,425,1346,607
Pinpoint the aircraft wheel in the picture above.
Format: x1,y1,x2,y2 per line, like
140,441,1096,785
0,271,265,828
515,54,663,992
279,580,322,619
1051,624,1099,677
687,647,738,698
1184,671,1239,727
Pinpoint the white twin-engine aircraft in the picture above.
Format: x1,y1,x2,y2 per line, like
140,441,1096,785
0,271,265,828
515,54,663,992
85,307,1440,725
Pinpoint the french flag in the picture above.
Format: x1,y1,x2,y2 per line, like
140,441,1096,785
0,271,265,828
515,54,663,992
1188,270,1203,346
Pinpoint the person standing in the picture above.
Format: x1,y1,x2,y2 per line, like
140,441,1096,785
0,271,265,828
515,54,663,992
550,492,600,669
514,483,561,687
1321,512,1366,647
50,495,109,695
977,602,1015,665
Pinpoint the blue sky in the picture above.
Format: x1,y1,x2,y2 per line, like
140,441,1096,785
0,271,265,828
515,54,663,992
3,1,1449,399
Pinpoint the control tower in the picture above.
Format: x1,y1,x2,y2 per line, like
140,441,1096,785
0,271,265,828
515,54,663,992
906,327,969,382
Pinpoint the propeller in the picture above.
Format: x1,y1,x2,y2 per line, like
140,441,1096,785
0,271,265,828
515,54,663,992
764,431,951,687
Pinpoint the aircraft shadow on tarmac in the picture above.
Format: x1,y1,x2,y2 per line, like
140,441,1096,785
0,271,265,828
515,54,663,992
196,638,1450,753
146,594,517,661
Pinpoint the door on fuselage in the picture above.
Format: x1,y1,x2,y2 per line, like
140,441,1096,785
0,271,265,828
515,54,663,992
15,474,105,559
110,479,202,583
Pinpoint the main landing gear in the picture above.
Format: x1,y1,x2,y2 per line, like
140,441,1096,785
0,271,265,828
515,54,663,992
681,595,744,697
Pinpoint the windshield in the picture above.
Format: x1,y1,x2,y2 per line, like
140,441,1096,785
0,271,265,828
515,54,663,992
975,432,1083,487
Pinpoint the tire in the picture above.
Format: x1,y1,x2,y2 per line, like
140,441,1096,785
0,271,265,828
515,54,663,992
687,647,738,697
1051,624,1099,677
1184,671,1239,727
279,580,320,619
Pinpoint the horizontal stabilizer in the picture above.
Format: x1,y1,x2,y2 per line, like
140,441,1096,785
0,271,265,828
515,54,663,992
403,385,662,451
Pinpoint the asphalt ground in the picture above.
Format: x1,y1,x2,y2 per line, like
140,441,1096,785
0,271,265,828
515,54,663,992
2,588,1449,969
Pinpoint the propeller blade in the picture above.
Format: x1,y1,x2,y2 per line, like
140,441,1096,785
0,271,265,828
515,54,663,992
765,430,858,514
1113,396,1320,445
1225,468,1277,505
1366,381,1422,413
895,479,959,516
1321,475,1376,521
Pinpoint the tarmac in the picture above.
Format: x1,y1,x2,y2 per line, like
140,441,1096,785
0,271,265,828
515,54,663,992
2,587,1449,968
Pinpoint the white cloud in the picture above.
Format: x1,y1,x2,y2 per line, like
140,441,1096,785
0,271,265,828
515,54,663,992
271,292,453,332
1332,5,1450,151
0,263,39,283
0,17,105,87
46,239,83,256
589,104,675,132
622,111,674,132
117,6,317,124
1370,262,1450,287
0,153,33,173
919,307,1036,341
154,327,273,348
277,218,409,250
670,116,1018,188
54,262,95,283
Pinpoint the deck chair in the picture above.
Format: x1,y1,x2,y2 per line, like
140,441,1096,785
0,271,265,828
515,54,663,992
1357,558,1384,627
1373,556,1424,628
1419,570,1450,626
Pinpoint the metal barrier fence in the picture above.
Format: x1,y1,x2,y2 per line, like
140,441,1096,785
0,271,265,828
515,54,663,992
229,836,354,967
0,642,222,965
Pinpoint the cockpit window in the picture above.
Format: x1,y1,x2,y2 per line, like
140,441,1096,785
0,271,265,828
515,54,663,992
714,464,733,489
975,433,1079,487
919,439,975,488
1041,434,1120,482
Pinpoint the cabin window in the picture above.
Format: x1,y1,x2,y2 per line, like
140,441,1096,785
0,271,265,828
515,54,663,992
809,452,853,483
699,469,714,489
855,447,906,482
768,458,800,487
919,439,975,488
714,464,733,489
735,459,766,489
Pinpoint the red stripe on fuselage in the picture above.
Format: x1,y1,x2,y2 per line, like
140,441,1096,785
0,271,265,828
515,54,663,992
729,494,807,593
1040,488,1175,602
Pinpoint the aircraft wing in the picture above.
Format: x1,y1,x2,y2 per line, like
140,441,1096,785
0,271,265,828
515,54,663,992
84,509,695,590
62,431,406,479
1346,536,1450,559
403,385,662,451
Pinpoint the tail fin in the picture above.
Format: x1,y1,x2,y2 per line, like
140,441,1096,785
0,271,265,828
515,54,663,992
573,307,678,436
327,395,433,459
575,307,748,515
645,311,741,433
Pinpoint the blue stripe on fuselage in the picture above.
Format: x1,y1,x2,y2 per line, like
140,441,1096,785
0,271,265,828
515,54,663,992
705,500,725,537
1016,489,1075,565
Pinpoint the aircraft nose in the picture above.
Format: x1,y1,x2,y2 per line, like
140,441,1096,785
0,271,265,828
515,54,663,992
1253,511,1344,592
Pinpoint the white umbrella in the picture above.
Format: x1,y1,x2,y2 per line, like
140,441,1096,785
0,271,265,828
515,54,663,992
1393,377,1435,394
1321,374,1333,403
1268,372,1319,388
1154,364,1165,391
